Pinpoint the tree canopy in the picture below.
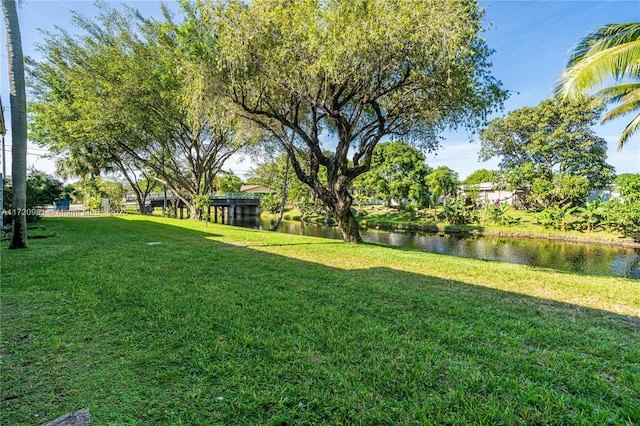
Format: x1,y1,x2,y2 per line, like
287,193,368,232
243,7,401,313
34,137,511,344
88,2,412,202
463,169,500,185
480,98,615,208
615,173,640,203
28,2,258,217
207,0,506,242
426,166,459,203
2,170,65,223
354,141,432,207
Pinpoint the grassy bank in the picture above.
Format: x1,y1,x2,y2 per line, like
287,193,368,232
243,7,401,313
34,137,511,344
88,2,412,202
2,216,639,425
265,206,639,247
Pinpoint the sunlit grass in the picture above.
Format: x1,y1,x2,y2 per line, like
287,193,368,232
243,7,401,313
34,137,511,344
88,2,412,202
2,216,638,425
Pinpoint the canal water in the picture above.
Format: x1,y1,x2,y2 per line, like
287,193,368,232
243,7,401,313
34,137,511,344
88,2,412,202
233,217,640,279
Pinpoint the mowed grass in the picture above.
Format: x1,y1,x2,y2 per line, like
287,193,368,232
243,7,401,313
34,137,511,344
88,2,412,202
1,216,639,425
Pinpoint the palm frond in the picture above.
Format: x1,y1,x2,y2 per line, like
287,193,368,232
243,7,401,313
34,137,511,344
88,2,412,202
555,40,640,97
566,23,640,66
554,22,640,98
555,22,640,148
617,111,640,149
594,82,640,105
601,90,640,122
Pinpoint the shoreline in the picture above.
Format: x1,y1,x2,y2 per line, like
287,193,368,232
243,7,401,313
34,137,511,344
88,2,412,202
285,216,640,249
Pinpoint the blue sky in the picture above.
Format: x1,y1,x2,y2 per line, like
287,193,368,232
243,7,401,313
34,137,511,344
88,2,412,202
1,0,639,181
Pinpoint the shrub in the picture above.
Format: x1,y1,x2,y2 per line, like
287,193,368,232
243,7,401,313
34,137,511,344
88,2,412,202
3,171,65,224
260,193,282,214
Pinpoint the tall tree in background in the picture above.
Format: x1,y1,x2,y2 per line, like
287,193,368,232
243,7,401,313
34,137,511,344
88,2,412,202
29,3,258,218
210,0,506,243
480,98,615,208
2,0,27,249
355,141,432,207
426,166,459,205
555,22,640,149
463,169,500,185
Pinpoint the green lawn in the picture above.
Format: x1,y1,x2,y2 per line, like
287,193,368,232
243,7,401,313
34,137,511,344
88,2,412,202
2,216,639,425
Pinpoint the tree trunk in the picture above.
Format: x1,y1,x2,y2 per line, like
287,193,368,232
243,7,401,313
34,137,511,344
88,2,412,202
327,183,362,244
334,205,362,243
271,157,289,231
137,198,146,215
169,197,179,218
189,204,197,220
3,0,28,249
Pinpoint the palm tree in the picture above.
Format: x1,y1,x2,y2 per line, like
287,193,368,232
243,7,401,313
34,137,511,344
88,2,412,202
555,23,640,149
2,0,28,249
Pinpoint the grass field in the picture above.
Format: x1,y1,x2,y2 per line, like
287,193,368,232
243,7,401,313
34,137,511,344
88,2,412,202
2,216,639,425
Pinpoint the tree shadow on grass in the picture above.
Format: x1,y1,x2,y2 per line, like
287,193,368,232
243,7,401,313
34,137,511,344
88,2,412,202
2,216,639,425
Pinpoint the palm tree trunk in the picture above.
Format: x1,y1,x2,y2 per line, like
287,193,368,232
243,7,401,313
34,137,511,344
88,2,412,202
2,0,28,249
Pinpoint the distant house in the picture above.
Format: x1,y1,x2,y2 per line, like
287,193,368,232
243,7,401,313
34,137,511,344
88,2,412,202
588,184,620,202
459,182,526,207
240,184,276,195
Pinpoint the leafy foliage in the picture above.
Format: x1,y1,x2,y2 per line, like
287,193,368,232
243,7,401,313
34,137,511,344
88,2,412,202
463,169,500,185
259,193,282,215
535,198,640,240
3,171,65,224
192,194,212,222
426,167,459,203
483,202,520,226
529,174,590,208
538,204,580,232
615,173,640,203
480,97,615,208
209,0,506,242
98,179,126,210
575,197,606,232
354,141,432,208
601,200,640,240
28,2,257,218
72,177,125,211
555,22,640,148
250,154,327,217
214,171,243,193
442,195,477,225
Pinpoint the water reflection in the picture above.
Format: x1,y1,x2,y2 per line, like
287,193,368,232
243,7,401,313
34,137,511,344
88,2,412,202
233,217,640,279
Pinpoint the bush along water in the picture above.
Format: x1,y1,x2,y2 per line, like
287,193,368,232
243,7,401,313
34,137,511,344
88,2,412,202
539,200,640,241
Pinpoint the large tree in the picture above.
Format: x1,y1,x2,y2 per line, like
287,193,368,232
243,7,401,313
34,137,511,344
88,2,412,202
479,97,615,208
355,141,432,207
29,3,256,218
425,166,459,204
555,22,640,149
208,0,506,242
2,0,27,248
